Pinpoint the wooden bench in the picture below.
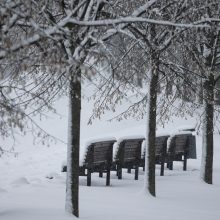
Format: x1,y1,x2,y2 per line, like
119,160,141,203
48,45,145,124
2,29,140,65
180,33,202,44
114,137,145,180
141,135,169,176
82,139,116,186
62,139,116,186
167,133,196,171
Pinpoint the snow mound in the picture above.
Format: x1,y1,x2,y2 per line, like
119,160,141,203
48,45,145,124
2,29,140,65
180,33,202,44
0,187,7,193
30,178,42,184
11,177,30,187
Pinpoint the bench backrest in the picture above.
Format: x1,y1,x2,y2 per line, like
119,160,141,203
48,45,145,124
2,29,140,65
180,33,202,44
187,135,196,159
168,134,196,156
116,138,144,163
85,140,116,166
174,135,188,153
155,136,169,155
142,135,169,157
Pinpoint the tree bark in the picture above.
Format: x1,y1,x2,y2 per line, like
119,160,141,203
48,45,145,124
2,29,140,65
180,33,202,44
145,52,159,196
66,68,81,217
201,73,214,184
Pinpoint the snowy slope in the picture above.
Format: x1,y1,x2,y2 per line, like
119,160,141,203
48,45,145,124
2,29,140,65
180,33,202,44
0,82,220,220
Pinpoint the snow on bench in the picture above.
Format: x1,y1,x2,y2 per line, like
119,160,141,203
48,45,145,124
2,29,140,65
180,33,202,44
176,125,196,132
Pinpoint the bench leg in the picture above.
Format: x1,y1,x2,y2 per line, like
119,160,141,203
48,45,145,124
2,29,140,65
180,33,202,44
116,165,118,176
87,169,91,186
170,162,173,170
183,156,187,171
135,166,139,180
160,162,164,176
160,155,165,176
99,171,103,177
118,166,122,179
127,167,131,173
106,168,110,186
168,161,173,170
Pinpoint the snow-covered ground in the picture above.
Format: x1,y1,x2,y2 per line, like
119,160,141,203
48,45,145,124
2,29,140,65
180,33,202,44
0,83,220,220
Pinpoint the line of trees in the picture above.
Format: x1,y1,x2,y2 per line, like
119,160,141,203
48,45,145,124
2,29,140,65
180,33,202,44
0,0,220,218
91,0,220,196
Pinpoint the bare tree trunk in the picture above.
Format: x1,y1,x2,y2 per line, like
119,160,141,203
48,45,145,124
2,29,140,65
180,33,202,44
66,68,81,217
201,73,214,184
144,52,159,196
199,78,204,104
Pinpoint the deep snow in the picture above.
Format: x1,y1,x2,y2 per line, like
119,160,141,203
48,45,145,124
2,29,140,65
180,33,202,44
0,82,220,220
